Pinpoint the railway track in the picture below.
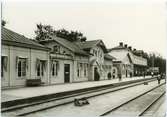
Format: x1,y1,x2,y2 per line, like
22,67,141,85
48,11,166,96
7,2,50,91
2,78,157,116
100,83,165,116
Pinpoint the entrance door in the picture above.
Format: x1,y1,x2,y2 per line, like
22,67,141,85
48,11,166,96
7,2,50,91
64,64,70,83
94,67,100,81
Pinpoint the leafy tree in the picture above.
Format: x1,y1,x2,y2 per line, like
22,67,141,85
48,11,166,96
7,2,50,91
2,20,6,26
35,23,87,42
35,23,56,41
147,53,166,73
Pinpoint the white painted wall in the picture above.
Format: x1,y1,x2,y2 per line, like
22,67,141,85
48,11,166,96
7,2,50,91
1,45,49,88
73,55,89,82
49,59,73,84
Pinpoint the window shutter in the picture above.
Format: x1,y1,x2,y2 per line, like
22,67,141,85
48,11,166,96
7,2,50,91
36,58,40,71
43,60,47,71
77,63,79,68
50,60,53,71
56,61,59,70
3,56,8,71
16,56,19,70
26,58,28,70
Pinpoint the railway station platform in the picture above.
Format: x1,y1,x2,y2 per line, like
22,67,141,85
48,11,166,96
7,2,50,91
2,76,154,104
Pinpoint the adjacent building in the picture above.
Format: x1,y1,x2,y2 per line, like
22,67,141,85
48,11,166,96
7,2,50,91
108,42,147,78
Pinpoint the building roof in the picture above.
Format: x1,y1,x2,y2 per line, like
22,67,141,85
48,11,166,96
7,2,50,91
108,45,128,52
104,54,116,60
2,27,50,51
75,40,108,53
39,36,89,56
130,54,147,66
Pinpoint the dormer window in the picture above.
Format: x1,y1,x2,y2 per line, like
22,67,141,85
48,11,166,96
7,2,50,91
53,45,60,53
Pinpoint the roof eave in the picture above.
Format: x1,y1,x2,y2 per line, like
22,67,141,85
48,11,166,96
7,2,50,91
2,40,50,51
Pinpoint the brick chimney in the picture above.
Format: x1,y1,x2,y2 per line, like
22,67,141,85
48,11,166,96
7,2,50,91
119,42,123,47
124,44,128,48
128,46,132,50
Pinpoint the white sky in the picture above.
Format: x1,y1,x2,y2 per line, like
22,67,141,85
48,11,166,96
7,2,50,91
2,0,167,58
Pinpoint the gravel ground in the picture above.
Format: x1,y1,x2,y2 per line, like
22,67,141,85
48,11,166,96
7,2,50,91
142,95,165,116
16,80,164,117
153,98,166,117
109,85,165,116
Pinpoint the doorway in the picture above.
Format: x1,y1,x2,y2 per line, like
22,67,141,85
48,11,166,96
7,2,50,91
94,67,100,81
126,70,128,77
64,64,70,83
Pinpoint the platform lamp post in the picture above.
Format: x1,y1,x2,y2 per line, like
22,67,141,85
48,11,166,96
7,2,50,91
152,53,155,77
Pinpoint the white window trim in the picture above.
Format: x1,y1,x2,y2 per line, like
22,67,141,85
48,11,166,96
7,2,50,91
17,58,27,78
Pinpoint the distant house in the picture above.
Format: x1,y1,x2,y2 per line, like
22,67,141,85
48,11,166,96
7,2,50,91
108,42,147,78
1,27,50,88
1,27,115,88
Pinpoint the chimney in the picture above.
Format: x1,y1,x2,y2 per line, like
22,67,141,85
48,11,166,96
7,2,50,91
128,46,132,50
119,42,123,47
124,44,127,48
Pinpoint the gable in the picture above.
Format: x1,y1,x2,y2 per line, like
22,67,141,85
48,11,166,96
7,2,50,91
41,41,74,56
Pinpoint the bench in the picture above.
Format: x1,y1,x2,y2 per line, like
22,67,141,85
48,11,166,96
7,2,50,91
26,79,42,86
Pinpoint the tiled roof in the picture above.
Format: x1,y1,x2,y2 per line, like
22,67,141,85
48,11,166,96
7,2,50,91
39,36,89,56
75,40,101,49
75,40,108,53
108,46,128,52
104,54,116,60
130,54,147,66
2,27,50,51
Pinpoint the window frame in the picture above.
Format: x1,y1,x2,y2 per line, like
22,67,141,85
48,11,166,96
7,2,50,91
17,58,27,78
37,60,45,77
52,61,58,77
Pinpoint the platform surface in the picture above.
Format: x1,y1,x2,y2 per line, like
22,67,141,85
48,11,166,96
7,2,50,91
2,76,153,103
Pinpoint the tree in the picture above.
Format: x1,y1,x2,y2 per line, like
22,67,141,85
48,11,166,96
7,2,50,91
147,53,166,74
2,20,6,26
35,23,56,41
35,23,87,42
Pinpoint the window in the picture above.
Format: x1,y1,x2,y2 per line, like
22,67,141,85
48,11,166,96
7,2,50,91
1,56,8,78
77,69,80,77
84,64,87,77
18,58,26,77
113,69,116,73
77,63,80,77
53,45,60,53
1,57,4,77
37,60,45,77
52,61,58,76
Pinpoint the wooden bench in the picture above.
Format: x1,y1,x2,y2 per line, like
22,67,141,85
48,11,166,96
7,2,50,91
26,79,42,86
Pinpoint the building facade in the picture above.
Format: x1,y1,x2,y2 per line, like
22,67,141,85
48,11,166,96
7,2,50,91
1,28,114,88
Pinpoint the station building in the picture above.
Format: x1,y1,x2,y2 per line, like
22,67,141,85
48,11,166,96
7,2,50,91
1,27,50,88
1,27,115,88
108,42,147,78
39,37,114,84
